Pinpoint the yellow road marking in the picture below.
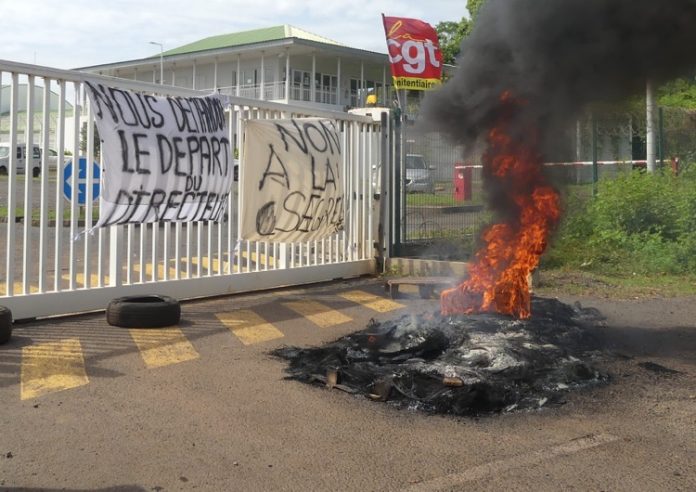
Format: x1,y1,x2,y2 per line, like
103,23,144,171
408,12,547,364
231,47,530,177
20,338,89,400
182,257,230,274
0,282,40,296
339,290,405,313
216,310,284,345
283,300,352,328
239,251,275,268
61,272,110,288
130,328,199,369
131,262,178,280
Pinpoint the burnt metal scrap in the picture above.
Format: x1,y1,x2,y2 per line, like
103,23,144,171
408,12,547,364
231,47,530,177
273,297,608,416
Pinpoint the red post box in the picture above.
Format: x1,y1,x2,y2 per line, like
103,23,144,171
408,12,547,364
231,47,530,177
453,163,472,202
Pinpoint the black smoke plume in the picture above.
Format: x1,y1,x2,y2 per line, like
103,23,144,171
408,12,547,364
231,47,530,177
422,0,696,151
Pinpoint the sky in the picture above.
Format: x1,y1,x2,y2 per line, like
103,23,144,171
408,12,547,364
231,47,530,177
0,0,467,69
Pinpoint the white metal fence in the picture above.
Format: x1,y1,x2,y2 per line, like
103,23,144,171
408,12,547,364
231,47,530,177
0,59,382,320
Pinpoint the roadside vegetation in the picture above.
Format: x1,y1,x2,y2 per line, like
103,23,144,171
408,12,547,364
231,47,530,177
540,167,696,297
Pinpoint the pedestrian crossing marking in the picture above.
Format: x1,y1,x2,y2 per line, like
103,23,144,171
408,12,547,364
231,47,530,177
338,290,405,313
216,310,284,345
0,282,40,296
131,262,178,280
129,328,199,369
282,300,352,328
61,272,109,288
20,338,89,400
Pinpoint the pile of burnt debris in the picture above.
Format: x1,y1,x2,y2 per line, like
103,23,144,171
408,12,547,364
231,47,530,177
273,297,608,416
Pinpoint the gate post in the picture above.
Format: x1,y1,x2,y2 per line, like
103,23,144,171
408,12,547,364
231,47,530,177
348,107,392,272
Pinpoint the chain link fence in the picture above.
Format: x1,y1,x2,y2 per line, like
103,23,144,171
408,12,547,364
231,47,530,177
395,104,696,261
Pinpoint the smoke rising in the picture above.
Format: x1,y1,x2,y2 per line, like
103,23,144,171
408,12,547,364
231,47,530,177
422,0,696,151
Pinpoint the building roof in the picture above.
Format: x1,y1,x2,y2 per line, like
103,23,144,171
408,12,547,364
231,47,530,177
162,25,343,57
0,84,74,115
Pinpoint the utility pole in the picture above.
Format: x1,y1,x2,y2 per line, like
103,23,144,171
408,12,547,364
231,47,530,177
646,79,657,173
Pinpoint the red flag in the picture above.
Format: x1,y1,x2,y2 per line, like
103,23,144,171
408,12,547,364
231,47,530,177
382,15,443,90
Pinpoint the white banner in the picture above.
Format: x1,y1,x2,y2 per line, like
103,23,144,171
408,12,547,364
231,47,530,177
241,118,344,243
85,81,232,227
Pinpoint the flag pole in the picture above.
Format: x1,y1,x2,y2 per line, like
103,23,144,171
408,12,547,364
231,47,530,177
381,13,402,110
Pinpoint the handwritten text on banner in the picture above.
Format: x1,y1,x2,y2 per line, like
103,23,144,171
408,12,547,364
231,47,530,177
241,118,344,243
85,81,232,227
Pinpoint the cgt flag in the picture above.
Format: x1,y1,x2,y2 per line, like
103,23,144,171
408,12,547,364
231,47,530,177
382,15,443,91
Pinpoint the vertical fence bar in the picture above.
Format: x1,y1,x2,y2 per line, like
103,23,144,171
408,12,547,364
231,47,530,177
196,221,202,277
367,123,372,258
139,223,146,283
53,79,65,292
97,150,105,287
5,73,19,296
21,75,35,294
126,224,134,284
38,81,51,293
174,222,182,279
362,123,369,260
84,89,94,288
68,81,80,290
351,122,359,262
185,222,192,279
152,222,159,282
227,106,236,275
163,222,170,281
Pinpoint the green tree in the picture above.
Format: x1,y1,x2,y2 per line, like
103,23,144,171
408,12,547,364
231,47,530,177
467,0,487,22
436,0,488,64
436,19,470,65
658,77,696,110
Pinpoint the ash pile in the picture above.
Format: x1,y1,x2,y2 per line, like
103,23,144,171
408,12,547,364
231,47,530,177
273,297,607,416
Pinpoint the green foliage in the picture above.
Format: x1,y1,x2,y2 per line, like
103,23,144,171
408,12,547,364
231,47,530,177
544,169,696,276
436,0,487,65
436,19,470,65
467,0,487,21
659,78,696,110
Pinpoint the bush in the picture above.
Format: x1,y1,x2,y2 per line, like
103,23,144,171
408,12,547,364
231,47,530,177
544,168,696,275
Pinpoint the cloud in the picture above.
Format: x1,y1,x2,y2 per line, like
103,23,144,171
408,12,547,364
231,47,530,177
0,0,465,68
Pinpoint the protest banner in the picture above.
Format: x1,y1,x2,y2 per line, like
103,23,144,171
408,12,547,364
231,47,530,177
85,81,233,227
241,118,344,243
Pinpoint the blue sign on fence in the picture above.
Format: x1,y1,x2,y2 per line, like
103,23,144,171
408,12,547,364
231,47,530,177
63,158,101,205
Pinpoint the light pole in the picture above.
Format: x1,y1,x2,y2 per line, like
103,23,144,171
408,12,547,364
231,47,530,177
149,41,164,85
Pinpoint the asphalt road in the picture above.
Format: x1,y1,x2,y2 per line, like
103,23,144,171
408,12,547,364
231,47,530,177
0,278,695,491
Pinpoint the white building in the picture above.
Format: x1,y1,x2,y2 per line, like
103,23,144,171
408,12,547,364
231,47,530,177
79,25,398,111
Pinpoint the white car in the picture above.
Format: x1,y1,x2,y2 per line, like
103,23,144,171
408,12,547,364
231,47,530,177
0,143,43,177
405,154,434,193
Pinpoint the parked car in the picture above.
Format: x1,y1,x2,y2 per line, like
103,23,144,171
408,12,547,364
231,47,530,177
0,143,42,177
405,154,434,193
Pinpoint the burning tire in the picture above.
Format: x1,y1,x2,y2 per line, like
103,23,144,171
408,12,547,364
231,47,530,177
106,295,180,328
0,306,12,344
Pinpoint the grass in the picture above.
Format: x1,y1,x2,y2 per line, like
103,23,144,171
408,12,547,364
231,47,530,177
0,206,99,222
406,192,484,207
535,268,696,299
406,183,483,207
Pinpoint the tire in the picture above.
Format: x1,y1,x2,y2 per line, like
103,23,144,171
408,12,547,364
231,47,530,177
0,166,7,176
0,306,12,345
32,167,40,178
106,295,180,328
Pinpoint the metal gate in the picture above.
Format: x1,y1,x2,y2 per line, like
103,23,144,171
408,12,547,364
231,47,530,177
389,117,488,261
0,59,382,320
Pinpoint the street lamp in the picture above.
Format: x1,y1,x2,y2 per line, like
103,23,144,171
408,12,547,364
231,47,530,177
149,41,164,85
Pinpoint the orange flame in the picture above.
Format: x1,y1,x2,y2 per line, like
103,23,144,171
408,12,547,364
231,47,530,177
440,93,560,319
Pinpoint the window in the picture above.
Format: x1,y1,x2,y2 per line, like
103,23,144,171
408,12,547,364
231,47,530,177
291,69,311,101
405,155,426,170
